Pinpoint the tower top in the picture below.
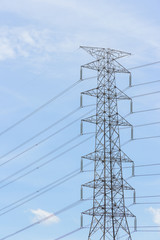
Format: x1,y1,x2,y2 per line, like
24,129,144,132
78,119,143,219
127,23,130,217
80,46,131,60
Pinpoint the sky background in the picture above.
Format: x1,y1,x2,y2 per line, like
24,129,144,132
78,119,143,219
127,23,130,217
0,0,160,239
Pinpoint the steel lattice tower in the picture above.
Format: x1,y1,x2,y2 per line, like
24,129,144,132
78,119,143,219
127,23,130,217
80,46,136,240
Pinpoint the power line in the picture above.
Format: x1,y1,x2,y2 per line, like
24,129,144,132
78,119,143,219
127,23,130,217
54,227,85,240
134,173,160,177
121,121,160,130
0,200,82,240
134,163,160,168
0,170,81,217
0,135,79,189
0,135,79,186
132,79,160,87
133,107,160,114
134,226,160,228
0,108,94,168
126,194,160,200
134,135,160,140
136,230,160,232
133,202,160,205
0,107,80,160
131,90,160,99
128,60,160,70
134,121,160,128
0,135,94,190
0,80,80,137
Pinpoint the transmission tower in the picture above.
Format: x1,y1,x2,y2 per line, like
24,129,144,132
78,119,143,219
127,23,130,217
80,46,136,240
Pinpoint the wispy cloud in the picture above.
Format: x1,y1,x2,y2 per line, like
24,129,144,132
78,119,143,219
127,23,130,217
30,208,60,225
0,27,57,61
148,207,160,225
0,0,160,63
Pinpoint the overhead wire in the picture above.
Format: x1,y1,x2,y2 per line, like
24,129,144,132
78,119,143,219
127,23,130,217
133,135,160,140
126,194,160,200
0,108,94,168
0,135,79,189
133,107,160,114
0,168,82,217
134,121,160,128
134,163,160,168
54,226,88,240
131,90,160,99
131,79,160,87
136,230,160,232
0,80,80,137
0,135,94,190
0,200,83,240
121,121,160,130
0,107,80,160
134,173,160,177
128,60,160,70
54,228,84,240
132,202,160,205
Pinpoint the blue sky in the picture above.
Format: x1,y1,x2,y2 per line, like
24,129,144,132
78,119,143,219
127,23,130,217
0,0,160,239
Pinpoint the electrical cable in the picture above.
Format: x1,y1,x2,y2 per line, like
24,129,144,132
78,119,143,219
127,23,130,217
0,107,80,160
134,163,160,168
128,60,160,70
131,90,160,99
133,107,160,114
134,121,160,128
0,200,82,240
137,230,160,232
0,108,94,168
0,170,81,217
0,135,94,190
132,79,160,87
0,163,92,217
134,173,160,177
132,202,160,205
54,227,88,240
0,80,80,137
132,226,160,228
134,135,160,140
0,135,79,189
121,121,160,130
126,194,160,199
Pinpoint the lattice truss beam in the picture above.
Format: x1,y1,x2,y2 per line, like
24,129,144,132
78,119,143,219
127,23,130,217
80,46,136,240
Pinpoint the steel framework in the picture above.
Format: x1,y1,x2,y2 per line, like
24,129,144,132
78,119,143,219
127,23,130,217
80,46,136,240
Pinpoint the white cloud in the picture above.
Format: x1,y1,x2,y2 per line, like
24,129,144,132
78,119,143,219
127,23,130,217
0,26,83,62
30,208,60,225
0,1,160,62
0,37,16,60
0,27,56,61
148,207,160,225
